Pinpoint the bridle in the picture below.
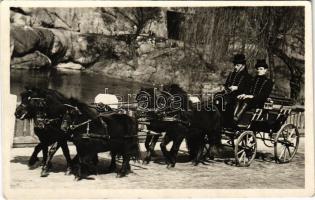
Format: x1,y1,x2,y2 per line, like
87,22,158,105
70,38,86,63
61,105,109,139
62,104,86,131
27,97,61,128
34,111,60,129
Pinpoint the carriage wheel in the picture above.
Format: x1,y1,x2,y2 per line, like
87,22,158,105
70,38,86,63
274,124,299,163
234,131,257,167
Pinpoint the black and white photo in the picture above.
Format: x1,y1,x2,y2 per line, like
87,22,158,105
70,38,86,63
1,1,313,198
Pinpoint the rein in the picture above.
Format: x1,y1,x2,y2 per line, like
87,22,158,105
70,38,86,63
36,117,60,125
67,115,140,140
69,119,92,130
30,97,45,100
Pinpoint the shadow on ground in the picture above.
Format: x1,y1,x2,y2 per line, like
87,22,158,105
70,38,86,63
11,146,294,174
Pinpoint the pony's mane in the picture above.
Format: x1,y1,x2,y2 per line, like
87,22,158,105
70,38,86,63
23,87,68,104
163,84,192,110
164,84,187,95
68,97,97,118
34,87,68,103
20,87,68,117
139,87,154,94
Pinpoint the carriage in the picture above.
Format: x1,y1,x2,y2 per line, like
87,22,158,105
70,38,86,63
94,90,302,167
217,97,302,167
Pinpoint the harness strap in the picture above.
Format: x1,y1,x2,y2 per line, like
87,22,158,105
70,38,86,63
70,119,92,130
36,117,60,124
80,133,138,139
98,117,109,137
81,133,110,139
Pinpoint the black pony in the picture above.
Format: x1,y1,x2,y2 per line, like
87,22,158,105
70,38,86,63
60,98,140,179
136,84,222,167
14,87,73,177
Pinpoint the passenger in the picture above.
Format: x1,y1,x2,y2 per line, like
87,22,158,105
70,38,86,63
233,59,274,122
214,53,251,126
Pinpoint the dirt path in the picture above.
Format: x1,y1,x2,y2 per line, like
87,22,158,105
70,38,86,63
10,139,304,189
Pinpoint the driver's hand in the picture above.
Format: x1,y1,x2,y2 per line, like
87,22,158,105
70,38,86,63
229,86,238,91
245,95,254,99
237,94,245,99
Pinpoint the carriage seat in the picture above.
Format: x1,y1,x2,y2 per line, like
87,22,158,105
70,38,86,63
248,103,293,133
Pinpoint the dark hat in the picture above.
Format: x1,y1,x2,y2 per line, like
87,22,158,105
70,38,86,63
233,54,246,65
255,59,268,69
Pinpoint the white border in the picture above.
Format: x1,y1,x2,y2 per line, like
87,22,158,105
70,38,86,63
1,1,313,198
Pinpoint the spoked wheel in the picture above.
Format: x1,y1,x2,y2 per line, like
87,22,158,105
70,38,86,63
274,124,299,163
234,131,257,167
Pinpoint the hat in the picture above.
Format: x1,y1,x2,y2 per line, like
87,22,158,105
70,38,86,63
233,54,246,65
255,59,269,69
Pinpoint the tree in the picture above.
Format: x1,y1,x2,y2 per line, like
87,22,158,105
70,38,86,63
246,7,304,100
178,7,304,101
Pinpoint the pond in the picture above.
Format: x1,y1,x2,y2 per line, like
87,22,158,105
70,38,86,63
10,69,151,103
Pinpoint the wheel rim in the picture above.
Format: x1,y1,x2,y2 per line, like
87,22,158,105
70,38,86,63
274,124,299,163
234,131,257,167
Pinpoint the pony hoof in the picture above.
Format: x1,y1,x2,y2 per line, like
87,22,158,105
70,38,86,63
65,168,72,175
40,170,49,177
28,162,41,170
166,164,174,169
107,167,116,173
116,173,126,178
28,157,39,167
142,158,150,165
74,176,81,181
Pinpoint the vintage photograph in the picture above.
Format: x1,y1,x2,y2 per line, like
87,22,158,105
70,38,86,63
1,1,313,198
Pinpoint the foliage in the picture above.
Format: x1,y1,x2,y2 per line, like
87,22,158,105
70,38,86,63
179,7,304,101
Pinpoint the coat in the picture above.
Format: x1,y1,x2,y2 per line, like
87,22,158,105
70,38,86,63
247,75,273,108
214,68,251,116
223,68,251,99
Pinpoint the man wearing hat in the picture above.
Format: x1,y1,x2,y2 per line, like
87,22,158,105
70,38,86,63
214,53,251,126
233,59,274,122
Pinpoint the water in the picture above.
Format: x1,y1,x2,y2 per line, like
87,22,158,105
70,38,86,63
10,69,151,103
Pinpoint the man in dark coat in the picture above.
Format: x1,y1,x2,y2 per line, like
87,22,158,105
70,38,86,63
214,54,251,126
233,59,274,122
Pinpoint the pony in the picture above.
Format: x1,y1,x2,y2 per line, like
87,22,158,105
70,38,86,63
135,86,178,164
136,84,222,167
60,97,140,179
14,87,74,177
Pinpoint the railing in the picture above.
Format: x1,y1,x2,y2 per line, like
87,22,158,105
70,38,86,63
13,119,39,147
286,111,305,130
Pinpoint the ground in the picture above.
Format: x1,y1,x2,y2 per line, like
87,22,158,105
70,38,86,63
10,139,304,189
